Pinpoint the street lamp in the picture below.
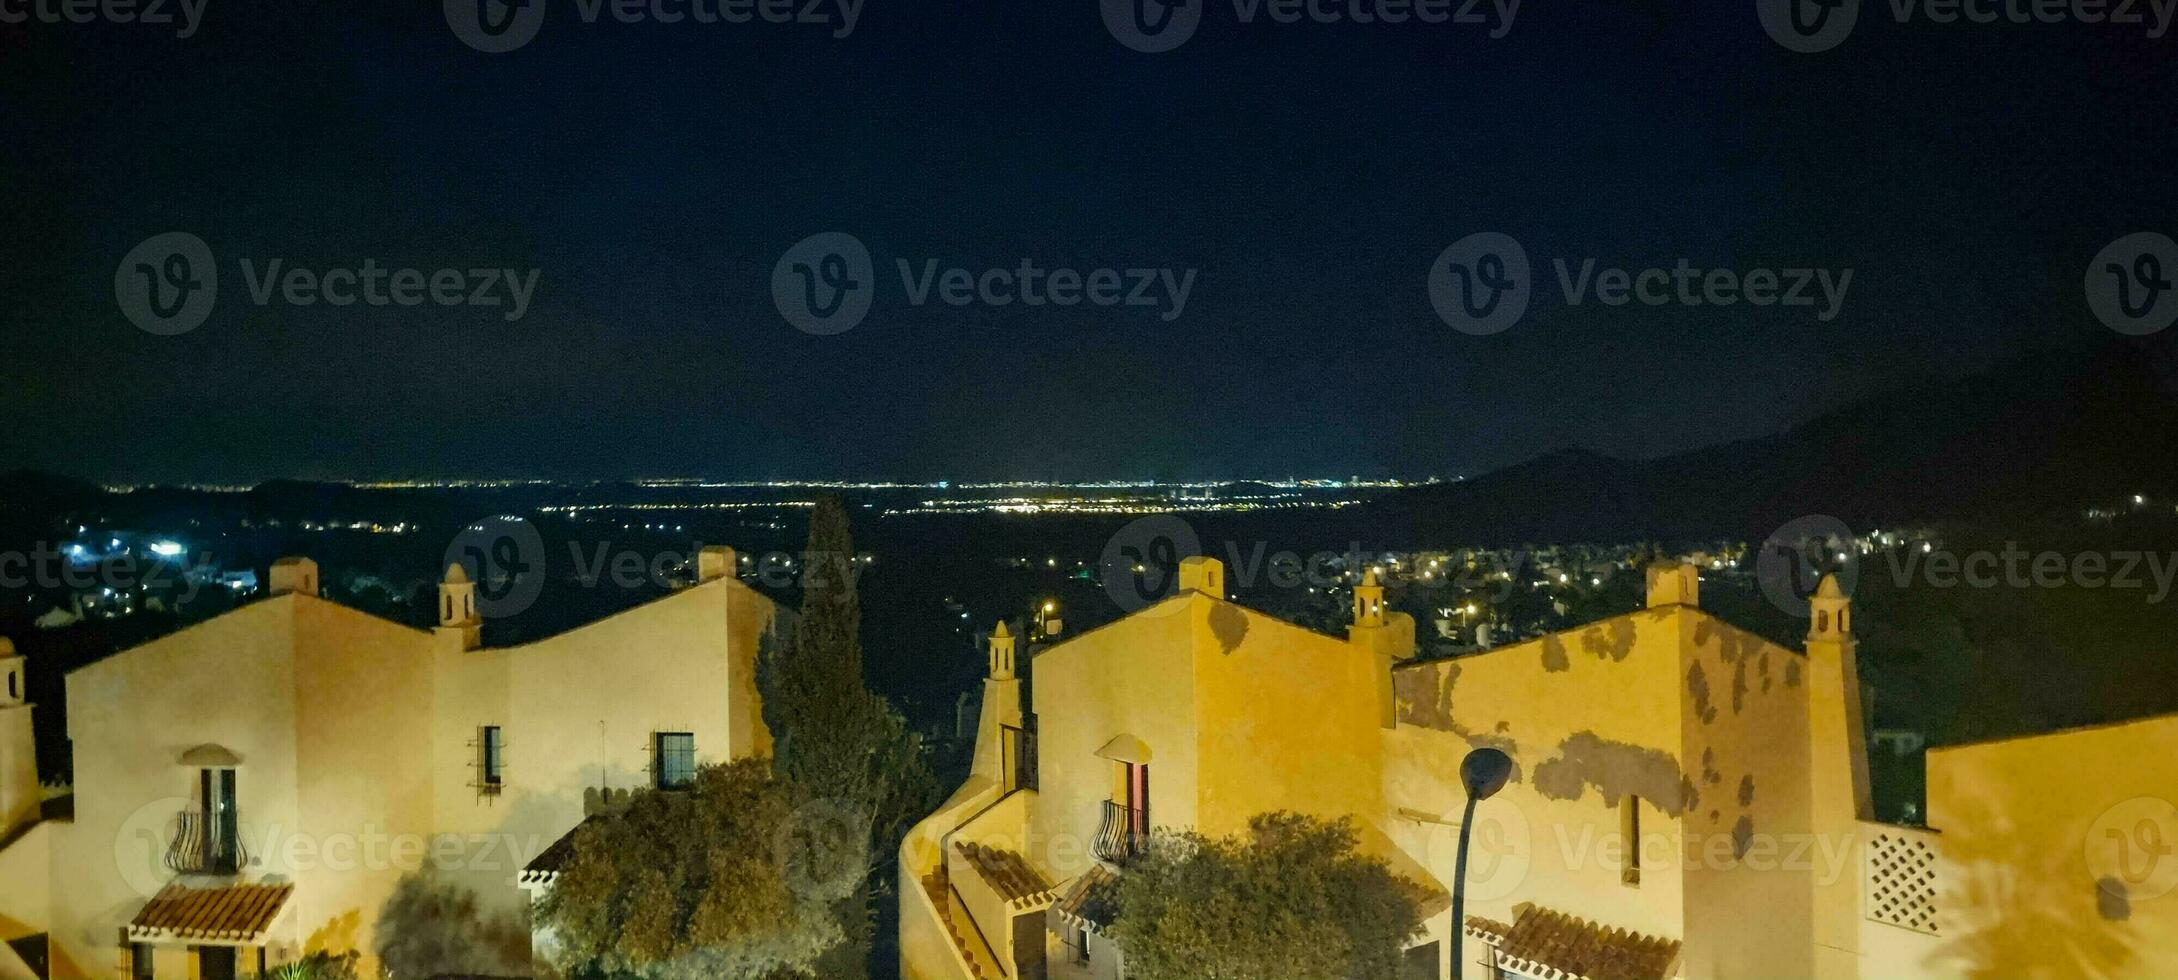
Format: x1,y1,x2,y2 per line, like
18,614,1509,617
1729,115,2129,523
1451,747,1513,978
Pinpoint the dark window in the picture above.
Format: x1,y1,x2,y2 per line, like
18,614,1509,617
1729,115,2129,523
481,726,505,790
1400,941,1439,980
1622,795,1642,886
199,767,239,875
130,943,154,980
655,732,696,789
197,945,236,980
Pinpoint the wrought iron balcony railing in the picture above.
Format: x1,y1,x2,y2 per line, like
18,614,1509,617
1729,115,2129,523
1094,799,1145,866
166,809,246,875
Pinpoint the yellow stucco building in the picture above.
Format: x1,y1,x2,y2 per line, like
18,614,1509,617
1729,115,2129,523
0,546,779,979
901,559,2178,980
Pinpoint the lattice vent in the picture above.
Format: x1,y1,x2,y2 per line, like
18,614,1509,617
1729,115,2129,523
1866,830,1939,935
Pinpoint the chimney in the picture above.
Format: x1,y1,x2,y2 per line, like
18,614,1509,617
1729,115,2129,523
437,564,482,651
269,557,319,597
1645,560,1699,609
697,545,738,584
1177,555,1225,597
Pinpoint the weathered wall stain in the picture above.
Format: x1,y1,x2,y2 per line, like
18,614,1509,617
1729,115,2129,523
2097,878,2132,922
1542,634,1570,672
1785,658,1803,689
1732,657,1750,714
1580,618,1637,663
1679,774,1700,814
1701,748,1722,785
1532,731,1686,815
1390,662,1526,780
1689,662,1718,724
1208,600,1249,655
1738,774,1755,807
1393,663,1456,730
1759,650,1774,693
1731,814,1755,859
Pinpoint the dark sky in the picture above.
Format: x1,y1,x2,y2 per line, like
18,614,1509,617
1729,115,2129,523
2,0,2172,483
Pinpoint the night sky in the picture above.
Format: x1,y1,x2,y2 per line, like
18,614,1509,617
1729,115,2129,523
3,0,2172,483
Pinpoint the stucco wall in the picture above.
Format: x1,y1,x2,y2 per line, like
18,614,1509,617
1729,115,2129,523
1922,714,2178,978
1191,601,1385,836
1029,600,1197,886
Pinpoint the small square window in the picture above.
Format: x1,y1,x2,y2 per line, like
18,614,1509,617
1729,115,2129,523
655,732,696,790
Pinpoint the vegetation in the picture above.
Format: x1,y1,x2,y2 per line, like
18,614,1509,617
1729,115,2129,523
1110,812,1430,980
534,760,844,979
535,497,936,979
759,495,938,977
373,872,528,978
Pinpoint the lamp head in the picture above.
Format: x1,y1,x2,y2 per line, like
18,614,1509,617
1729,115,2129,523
1460,747,1514,801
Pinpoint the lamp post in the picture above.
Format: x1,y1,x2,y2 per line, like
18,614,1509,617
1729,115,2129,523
1451,747,1513,979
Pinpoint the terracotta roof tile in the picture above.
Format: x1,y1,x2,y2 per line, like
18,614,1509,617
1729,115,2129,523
1050,865,1122,934
1465,905,1680,980
954,841,1056,907
130,882,293,942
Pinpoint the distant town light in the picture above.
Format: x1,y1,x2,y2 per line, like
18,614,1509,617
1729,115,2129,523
148,540,184,557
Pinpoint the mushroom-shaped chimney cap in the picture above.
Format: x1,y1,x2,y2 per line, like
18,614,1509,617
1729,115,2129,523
1815,573,1847,600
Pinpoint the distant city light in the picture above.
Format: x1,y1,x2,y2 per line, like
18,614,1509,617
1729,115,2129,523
148,540,184,557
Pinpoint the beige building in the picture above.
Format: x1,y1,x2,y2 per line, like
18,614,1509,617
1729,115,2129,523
901,559,2178,980
0,545,780,979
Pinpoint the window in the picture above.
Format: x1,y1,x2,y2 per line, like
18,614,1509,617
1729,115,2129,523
196,945,236,980
480,726,505,792
1622,794,1642,886
1065,925,1091,965
655,732,696,790
130,942,154,980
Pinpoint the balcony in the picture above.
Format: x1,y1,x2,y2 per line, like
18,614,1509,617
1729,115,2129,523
1093,799,1145,866
166,809,246,875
